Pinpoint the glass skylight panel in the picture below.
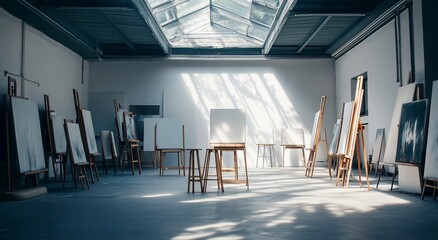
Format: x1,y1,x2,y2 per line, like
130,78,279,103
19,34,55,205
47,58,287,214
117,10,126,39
144,0,291,49
212,0,252,19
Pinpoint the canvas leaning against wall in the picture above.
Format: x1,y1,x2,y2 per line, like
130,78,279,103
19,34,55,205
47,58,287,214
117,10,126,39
81,109,99,154
395,99,429,165
11,97,46,173
424,81,438,179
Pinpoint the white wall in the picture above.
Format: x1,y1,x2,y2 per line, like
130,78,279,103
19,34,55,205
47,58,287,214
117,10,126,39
0,7,89,120
89,58,336,167
335,12,414,152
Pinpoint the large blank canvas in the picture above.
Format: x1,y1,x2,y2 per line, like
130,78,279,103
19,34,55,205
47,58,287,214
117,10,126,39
11,97,46,173
210,109,246,144
396,100,429,165
156,118,183,149
51,113,67,154
101,130,112,160
371,128,385,164
383,83,418,164
424,81,438,179
81,109,99,154
281,128,304,146
337,101,354,156
66,122,88,164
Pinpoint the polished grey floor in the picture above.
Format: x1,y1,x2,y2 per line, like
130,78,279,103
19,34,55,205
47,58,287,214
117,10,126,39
1,167,437,240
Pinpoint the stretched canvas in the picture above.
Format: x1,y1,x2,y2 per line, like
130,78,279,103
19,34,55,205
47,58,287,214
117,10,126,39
257,128,274,145
51,112,67,154
100,130,112,160
66,122,88,164
281,128,304,146
371,128,385,164
11,97,46,173
424,81,438,179
383,83,418,163
210,109,246,144
309,111,321,149
328,119,341,155
116,109,127,141
395,100,429,165
81,109,99,154
337,101,354,155
143,118,158,152
124,113,136,140
156,118,183,149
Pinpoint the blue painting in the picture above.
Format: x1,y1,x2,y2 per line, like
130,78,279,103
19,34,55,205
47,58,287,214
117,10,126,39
395,99,429,165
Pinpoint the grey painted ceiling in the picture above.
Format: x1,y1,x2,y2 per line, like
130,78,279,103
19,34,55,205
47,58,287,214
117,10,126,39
0,0,403,59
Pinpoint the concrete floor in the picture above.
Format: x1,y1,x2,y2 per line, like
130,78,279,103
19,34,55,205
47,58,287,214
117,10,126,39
0,167,437,240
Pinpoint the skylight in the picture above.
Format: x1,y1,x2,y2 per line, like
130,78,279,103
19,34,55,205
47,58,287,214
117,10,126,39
144,0,291,49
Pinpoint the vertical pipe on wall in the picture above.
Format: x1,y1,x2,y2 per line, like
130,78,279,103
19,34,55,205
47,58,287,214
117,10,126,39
408,2,416,84
394,12,402,86
20,21,25,97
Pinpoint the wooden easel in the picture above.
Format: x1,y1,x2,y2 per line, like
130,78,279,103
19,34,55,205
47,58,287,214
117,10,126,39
305,95,326,178
120,111,142,175
44,95,67,186
336,76,370,190
157,124,185,176
73,89,100,183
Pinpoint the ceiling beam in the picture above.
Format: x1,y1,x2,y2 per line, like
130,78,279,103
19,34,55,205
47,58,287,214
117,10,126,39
130,0,170,54
297,16,331,53
263,0,297,55
99,12,137,52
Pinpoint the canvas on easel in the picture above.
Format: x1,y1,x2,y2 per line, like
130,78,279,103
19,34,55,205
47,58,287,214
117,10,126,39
305,95,327,178
422,80,438,200
369,128,385,176
327,119,341,178
81,109,99,155
65,120,90,190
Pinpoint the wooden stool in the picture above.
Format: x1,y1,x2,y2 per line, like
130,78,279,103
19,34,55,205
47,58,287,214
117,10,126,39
256,144,275,168
128,140,142,175
202,148,223,192
187,149,204,193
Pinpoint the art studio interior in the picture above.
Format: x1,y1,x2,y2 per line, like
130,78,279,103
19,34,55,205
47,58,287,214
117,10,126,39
0,0,437,239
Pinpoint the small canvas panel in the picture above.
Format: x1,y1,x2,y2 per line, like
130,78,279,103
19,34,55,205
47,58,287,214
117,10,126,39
210,109,246,144
124,113,136,140
116,109,127,141
11,97,46,173
257,128,274,145
65,122,88,164
81,109,99,154
281,128,304,146
100,130,112,160
371,128,385,164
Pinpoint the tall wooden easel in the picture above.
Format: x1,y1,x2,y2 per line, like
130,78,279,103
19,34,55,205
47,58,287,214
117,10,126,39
73,89,100,183
336,76,370,190
305,95,326,178
44,95,67,186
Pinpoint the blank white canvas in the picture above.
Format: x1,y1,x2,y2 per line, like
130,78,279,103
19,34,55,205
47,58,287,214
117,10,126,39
116,109,127,141
371,129,385,164
328,119,341,155
383,83,418,164
51,112,67,154
309,111,321,148
424,80,438,179
143,118,159,152
81,109,99,154
210,109,246,144
156,118,184,149
66,122,88,164
281,128,304,146
11,97,46,173
110,131,118,158
337,101,354,155
257,128,274,145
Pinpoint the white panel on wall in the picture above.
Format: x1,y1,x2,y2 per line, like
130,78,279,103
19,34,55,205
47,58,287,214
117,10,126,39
210,109,246,144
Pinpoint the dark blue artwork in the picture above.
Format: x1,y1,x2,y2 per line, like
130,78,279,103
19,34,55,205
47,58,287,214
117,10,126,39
396,99,429,165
